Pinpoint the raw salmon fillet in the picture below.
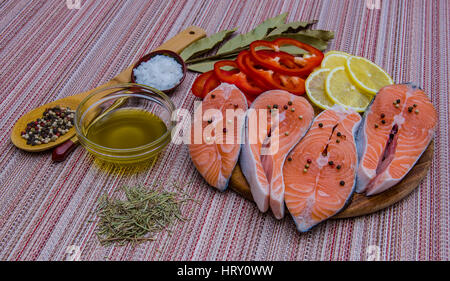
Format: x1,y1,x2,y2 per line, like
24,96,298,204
284,106,361,232
356,83,437,195
189,83,248,191
240,90,314,219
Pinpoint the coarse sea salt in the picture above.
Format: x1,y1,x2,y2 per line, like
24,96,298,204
133,55,183,91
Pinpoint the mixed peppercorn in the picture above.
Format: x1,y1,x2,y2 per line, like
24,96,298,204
21,106,75,146
374,100,420,129
265,101,299,138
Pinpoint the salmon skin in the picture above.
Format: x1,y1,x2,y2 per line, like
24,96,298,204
189,83,248,191
284,106,361,232
356,83,437,196
240,90,314,219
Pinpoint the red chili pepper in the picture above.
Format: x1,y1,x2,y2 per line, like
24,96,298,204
192,70,215,98
249,38,324,77
214,60,266,96
242,50,306,95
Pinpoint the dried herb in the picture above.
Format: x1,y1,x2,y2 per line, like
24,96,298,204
216,13,288,55
180,28,237,61
187,56,237,73
267,20,317,36
95,182,196,246
265,33,331,51
186,50,241,65
298,29,335,41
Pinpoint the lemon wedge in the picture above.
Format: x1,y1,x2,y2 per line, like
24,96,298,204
305,68,335,110
321,53,350,69
325,67,372,112
345,56,393,95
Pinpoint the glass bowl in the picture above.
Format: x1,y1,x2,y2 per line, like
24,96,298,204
75,83,175,164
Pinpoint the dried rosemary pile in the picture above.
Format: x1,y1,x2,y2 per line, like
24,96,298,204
95,183,194,246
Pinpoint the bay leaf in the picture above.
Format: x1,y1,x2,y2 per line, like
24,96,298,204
265,33,330,51
297,29,335,41
187,57,237,73
279,45,308,55
217,13,288,54
185,47,245,65
181,28,237,61
267,20,317,36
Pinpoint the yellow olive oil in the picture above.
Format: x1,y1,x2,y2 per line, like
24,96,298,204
86,108,167,149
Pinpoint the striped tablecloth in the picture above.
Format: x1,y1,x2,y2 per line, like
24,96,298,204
0,0,448,261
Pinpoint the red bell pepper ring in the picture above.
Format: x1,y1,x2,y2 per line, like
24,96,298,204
192,70,215,98
243,50,306,95
214,60,266,96
249,38,324,77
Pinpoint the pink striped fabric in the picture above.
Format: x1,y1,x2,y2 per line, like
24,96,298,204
0,0,448,261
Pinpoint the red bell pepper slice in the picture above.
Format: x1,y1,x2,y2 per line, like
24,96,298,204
192,71,215,98
242,50,306,95
202,72,221,97
236,50,273,90
214,60,266,96
249,38,324,77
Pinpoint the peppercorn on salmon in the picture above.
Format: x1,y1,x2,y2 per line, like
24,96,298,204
240,90,314,219
283,106,361,232
355,83,437,195
189,83,248,191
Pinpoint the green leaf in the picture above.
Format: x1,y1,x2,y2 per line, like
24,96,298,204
297,29,335,41
180,28,237,61
217,13,288,54
187,57,237,73
267,20,317,36
186,51,239,66
279,45,308,55
265,33,330,51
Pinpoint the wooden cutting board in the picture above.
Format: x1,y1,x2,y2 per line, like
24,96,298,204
229,141,434,219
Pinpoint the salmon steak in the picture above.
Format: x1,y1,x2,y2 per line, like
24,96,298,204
284,106,361,232
240,90,314,219
356,83,437,195
189,83,248,191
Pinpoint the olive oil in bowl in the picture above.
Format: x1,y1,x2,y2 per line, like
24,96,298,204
86,108,167,149
75,84,176,164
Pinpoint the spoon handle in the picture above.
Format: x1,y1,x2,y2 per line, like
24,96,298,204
52,136,79,162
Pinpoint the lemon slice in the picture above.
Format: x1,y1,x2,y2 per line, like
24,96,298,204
325,67,372,112
321,53,349,68
325,50,350,57
305,68,335,110
345,56,393,95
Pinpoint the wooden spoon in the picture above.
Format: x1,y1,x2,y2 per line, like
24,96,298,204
11,26,206,153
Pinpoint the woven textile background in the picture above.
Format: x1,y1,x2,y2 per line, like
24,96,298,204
0,0,448,261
